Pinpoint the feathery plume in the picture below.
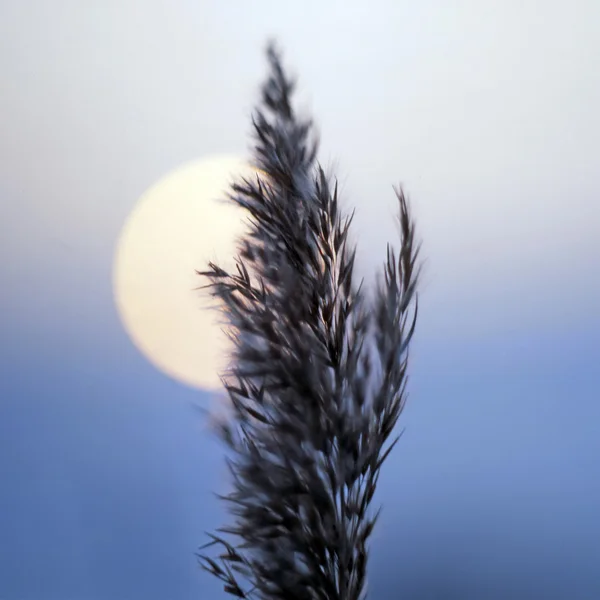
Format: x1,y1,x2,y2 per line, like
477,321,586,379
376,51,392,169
196,40,420,600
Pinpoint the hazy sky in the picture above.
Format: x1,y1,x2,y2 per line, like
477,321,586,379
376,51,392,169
1,1,599,598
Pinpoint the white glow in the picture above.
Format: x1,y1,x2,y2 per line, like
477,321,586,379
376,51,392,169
113,155,259,390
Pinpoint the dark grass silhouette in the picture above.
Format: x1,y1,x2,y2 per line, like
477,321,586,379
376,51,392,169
196,41,421,600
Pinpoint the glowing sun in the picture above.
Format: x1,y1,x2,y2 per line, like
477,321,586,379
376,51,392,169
113,155,259,390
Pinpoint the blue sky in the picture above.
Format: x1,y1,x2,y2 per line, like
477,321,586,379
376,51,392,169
1,1,599,598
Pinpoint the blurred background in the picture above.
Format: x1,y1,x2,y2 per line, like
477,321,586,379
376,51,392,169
1,1,599,598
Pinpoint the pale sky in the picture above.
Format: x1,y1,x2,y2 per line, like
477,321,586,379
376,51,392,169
2,0,598,339
1,1,599,598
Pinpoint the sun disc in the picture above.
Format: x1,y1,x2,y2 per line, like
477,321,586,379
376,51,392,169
113,155,260,390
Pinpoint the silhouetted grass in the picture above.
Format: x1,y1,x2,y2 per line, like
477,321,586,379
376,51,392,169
196,41,420,600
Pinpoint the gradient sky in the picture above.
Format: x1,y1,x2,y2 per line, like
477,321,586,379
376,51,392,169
1,1,599,598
